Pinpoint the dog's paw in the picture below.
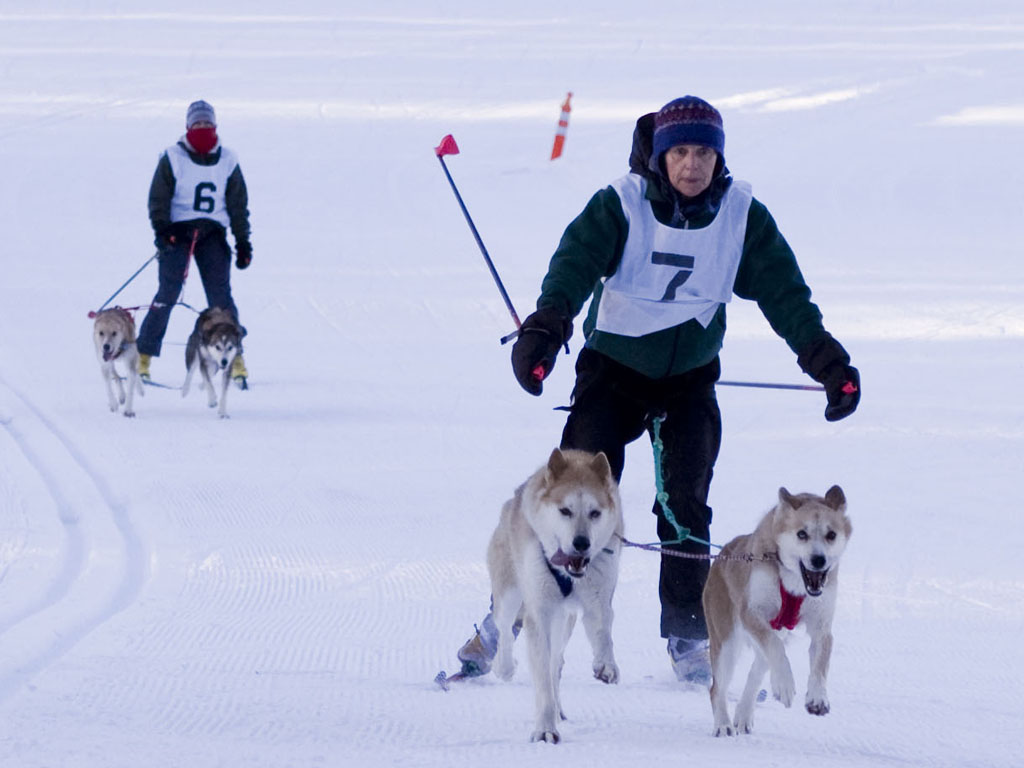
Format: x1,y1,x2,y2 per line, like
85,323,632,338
108,401,118,412
530,729,560,744
219,412,230,419
493,658,515,681
771,666,796,708
805,695,830,716
593,660,619,684
123,410,135,418
712,723,736,737
732,716,754,735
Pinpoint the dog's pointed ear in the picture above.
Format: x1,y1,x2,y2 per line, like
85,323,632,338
547,447,569,478
824,485,847,512
778,487,800,509
589,451,613,483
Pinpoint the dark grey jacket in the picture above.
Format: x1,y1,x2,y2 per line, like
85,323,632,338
148,139,250,247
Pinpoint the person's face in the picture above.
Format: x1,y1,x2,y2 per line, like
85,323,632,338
189,120,215,130
663,143,717,198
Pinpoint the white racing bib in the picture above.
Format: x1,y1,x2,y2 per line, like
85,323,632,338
165,143,239,228
595,174,752,336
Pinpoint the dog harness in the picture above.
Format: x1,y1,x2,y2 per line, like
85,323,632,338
544,546,618,598
546,561,574,598
596,173,752,336
106,340,130,361
770,581,804,630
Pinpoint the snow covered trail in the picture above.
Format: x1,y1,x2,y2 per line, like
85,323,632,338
0,2,1023,767
0,374,147,702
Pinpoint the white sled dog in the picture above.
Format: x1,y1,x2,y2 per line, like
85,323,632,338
92,308,143,418
488,448,623,744
703,485,852,737
182,307,243,418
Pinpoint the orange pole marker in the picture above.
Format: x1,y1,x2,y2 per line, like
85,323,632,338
550,92,573,160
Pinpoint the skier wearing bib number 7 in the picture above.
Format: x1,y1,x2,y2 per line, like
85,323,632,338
137,99,252,388
455,95,860,686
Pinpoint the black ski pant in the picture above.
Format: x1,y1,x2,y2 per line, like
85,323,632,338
559,348,722,641
137,229,239,357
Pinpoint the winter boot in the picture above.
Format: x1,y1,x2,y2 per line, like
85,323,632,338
456,613,500,677
138,354,152,382
231,354,249,390
668,635,711,686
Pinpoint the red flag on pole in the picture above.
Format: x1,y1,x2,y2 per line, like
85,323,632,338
434,134,460,157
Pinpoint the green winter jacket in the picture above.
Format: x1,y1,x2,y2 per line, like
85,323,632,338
537,172,827,380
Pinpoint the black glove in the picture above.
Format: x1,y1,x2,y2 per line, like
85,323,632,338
154,223,178,251
235,241,252,269
819,361,860,422
511,307,572,396
797,332,860,422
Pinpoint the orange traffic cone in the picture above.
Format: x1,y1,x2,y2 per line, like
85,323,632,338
550,92,573,160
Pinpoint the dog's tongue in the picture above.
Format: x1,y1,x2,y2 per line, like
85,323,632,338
549,549,571,567
102,349,114,362
550,548,586,572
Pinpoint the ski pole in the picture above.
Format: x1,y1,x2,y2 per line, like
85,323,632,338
718,380,825,392
89,252,158,317
434,134,524,343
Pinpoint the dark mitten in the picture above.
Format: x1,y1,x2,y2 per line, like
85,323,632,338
820,362,860,421
154,224,177,251
511,307,572,396
797,332,860,421
235,241,252,269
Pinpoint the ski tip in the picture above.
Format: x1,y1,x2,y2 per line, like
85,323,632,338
434,670,451,691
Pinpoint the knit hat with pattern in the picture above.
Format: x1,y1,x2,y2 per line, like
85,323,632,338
651,96,724,162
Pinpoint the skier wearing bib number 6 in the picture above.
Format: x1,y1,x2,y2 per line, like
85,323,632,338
455,95,860,687
137,99,252,388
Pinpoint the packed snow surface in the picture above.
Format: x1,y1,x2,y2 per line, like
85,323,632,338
0,2,1022,766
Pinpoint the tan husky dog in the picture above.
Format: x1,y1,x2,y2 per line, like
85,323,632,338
488,448,623,744
92,308,143,418
703,486,851,736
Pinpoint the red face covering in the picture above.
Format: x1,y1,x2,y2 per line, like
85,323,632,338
186,126,218,154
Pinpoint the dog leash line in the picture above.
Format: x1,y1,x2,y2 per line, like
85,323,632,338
616,534,777,563
90,253,158,317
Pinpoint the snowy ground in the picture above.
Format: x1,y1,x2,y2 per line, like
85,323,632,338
1,2,1023,766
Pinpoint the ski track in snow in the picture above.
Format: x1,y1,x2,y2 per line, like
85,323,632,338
0,3,1022,766
0,375,148,703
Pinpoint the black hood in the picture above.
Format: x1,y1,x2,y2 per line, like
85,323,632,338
628,112,732,222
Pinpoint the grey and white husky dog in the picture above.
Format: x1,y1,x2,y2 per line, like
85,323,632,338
182,307,243,419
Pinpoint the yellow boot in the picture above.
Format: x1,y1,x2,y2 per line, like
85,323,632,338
231,354,249,390
138,353,152,382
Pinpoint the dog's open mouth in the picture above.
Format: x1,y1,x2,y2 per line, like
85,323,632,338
550,549,590,578
800,562,829,596
102,349,114,362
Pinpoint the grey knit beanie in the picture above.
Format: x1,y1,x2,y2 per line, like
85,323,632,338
186,100,216,128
